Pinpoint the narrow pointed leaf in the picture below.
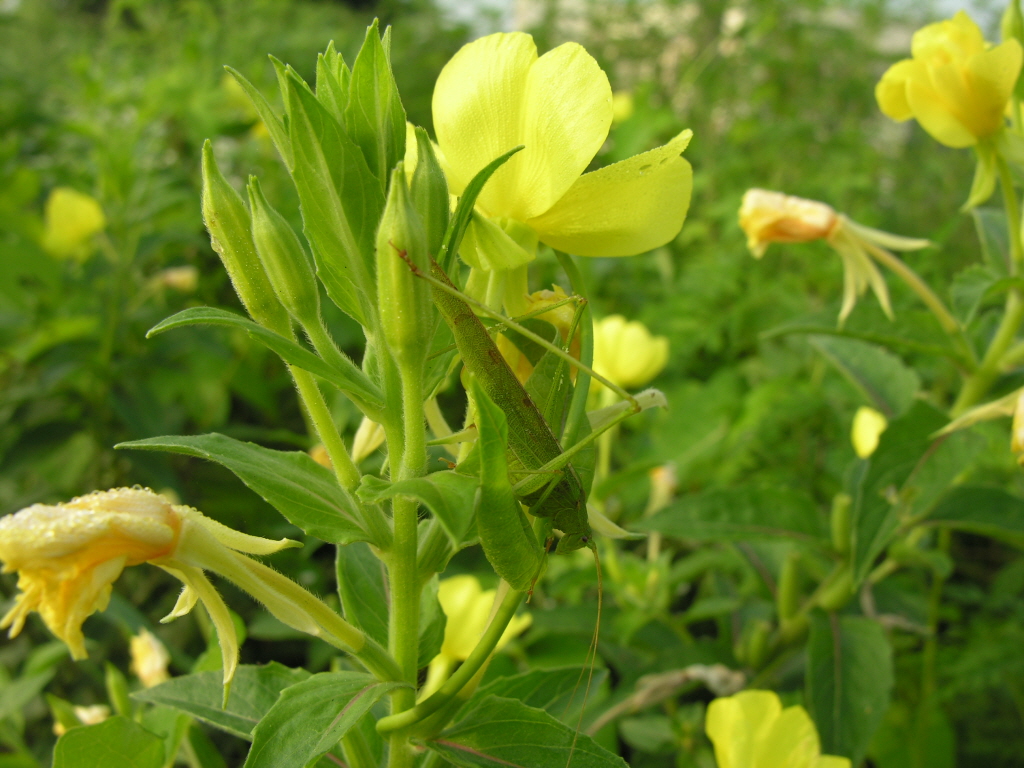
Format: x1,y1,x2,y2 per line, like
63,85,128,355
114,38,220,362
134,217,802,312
117,433,371,545
225,67,292,169
357,471,477,546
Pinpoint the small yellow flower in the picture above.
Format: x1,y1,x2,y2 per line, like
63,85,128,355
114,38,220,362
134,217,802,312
351,417,387,464
433,32,692,270
53,704,110,736
876,11,1023,148
154,266,199,293
851,406,888,459
0,488,364,693
130,628,171,688
592,315,669,391
41,188,106,261
612,91,635,124
421,575,531,698
706,690,851,768
739,189,930,324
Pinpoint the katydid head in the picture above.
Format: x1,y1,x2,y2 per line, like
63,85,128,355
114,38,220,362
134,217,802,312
554,529,594,554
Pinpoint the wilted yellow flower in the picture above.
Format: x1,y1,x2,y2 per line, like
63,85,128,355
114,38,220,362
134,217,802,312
154,266,199,293
706,690,851,768
130,628,171,688
351,417,387,464
592,315,669,391
433,32,692,271
852,406,888,459
739,189,930,324
0,488,363,692
53,704,110,736
876,11,1022,148
41,188,106,261
422,575,531,698
497,285,581,383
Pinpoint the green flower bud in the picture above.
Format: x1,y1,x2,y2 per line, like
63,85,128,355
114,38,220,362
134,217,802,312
247,176,321,328
830,492,852,555
200,141,291,335
1004,0,1024,47
376,164,432,370
776,552,801,622
409,126,449,258
734,619,772,669
817,565,854,612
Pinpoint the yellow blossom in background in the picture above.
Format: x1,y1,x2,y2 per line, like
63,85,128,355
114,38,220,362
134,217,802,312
154,266,199,293
612,91,635,124
739,189,930,324
421,575,531,698
876,11,1022,148
592,315,668,391
0,487,367,692
706,690,851,768
852,406,888,459
433,32,692,270
130,628,171,688
41,187,106,261
309,444,332,469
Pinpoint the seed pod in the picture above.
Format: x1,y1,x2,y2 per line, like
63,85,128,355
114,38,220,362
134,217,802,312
376,164,431,370
830,493,852,555
776,552,801,623
200,141,291,335
247,176,321,329
409,126,449,258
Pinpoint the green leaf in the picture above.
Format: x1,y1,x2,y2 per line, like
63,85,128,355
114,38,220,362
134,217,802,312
53,716,165,768
806,612,893,766
468,667,608,723
118,433,369,544
426,695,628,768
963,141,997,210
0,671,54,721
951,264,1003,325
225,67,292,169
315,42,350,126
438,146,524,274
809,336,920,417
973,206,1010,272
285,70,382,327
637,487,829,543
245,672,404,768
147,307,382,412
344,21,406,187
419,575,447,669
925,486,1024,547
131,664,310,740
357,471,478,546
849,401,983,583
336,541,389,647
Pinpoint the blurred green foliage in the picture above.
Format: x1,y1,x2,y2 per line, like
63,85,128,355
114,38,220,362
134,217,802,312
2,0,1024,766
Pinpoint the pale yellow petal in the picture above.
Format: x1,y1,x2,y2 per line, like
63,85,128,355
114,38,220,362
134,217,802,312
433,32,536,200
852,406,888,458
508,42,612,220
459,212,534,271
706,690,782,768
759,706,821,768
912,11,985,61
964,41,1023,133
528,130,693,257
875,60,918,121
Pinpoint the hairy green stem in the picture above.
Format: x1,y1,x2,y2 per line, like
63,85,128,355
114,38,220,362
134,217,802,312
290,366,360,489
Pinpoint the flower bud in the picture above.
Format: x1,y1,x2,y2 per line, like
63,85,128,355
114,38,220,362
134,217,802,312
376,164,432,369
409,126,449,258
200,140,291,335
130,628,171,688
776,552,801,623
247,176,321,329
592,314,669,391
830,493,852,555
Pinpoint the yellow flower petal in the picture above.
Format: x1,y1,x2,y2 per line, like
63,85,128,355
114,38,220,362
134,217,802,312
814,757,852,768
706,690,781,768
905,77,977,148
911,10,984,61
758,705,821,768
41,187,106,260
460,212,535,271
527,130,693,257
433,32,536,200
966,41,1024,131
875,60,918,121
510,41,612,220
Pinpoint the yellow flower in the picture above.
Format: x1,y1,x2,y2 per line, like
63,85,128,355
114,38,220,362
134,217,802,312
0,488,364,692
421,575,531,698
53,704,110,736
432,32,692,271
351,416,387,464
153,266,199,293
851,406,888,458
130,628,171,688
706,690,851,768
875,11,1023,148
612,91,635,124
739,189,930,324
41,188,106,261
592,315,669,391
